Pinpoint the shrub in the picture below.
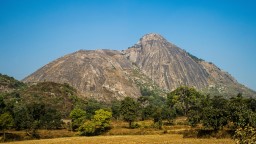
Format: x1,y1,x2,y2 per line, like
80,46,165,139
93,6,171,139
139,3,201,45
69,108,86,131
78,121,96,136
78,109,112,136
130,123,140,129
234,126,256,144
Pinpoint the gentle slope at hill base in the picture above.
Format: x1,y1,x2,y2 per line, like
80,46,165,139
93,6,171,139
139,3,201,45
3,134,235,144
23,33,256,101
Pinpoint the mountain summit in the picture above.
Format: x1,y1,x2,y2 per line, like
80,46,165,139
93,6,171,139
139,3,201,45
23,33,256,101
125,33,209,91
140,33,167,42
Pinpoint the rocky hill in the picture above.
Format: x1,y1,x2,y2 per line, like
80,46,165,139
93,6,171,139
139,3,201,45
125,33,256,98
125,33,209,91
23,33,256,101
23,50,141,101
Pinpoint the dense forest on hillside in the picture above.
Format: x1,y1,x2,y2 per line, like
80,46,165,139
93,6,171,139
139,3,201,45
0,74,255,143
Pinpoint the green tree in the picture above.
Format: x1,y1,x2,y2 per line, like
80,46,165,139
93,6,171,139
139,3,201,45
79,121,96,136
152,107,163,129
13,102,62,137
13,104,33,131
167,86,204,116
120,97,139,128
187,95,209,127
79,109,112,136
201,107,228,131
247,98,256,112
162,106,177,124
228,95,256,128
187,95,229,130
85,99,105,119
26,103,47,137
111,100,121,120
0,96,6,114
0,112,14,141
141,104,155,120
69,108,86,131
93,109,112,132
187,109,201,127
186,93,210,127
40,108,62,129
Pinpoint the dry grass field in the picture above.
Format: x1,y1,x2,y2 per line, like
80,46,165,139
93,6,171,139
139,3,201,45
3,134,235,144
1,118,235,144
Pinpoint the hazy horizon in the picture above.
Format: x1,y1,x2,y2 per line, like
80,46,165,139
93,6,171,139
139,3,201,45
1,0,256,91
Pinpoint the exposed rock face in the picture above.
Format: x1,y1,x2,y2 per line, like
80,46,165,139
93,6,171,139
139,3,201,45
23,33,256,100
124,33,209,91
199,61,256,97
124,33,255,97
23,50,141,101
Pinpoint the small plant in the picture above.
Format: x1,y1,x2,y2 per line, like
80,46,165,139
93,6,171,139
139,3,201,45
234,126,256,144
130,123,140,129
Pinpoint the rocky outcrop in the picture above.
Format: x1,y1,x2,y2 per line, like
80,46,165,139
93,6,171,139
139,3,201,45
23,50,141,101
124,33,209,91
23,33,256,100
124,33,255,97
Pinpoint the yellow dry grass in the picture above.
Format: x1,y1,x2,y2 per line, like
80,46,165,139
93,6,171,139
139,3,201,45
4,134,235,144
106,119,191,135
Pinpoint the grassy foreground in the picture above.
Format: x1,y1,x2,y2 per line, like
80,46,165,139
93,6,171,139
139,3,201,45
3,134,234,144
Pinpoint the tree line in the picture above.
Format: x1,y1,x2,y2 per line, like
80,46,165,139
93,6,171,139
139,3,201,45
0,96,62,141
1,86,256,142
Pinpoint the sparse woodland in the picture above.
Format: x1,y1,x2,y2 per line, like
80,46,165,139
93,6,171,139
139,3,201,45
0,74,256,143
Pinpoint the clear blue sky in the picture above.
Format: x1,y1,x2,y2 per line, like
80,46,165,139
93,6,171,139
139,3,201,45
0,0,256,91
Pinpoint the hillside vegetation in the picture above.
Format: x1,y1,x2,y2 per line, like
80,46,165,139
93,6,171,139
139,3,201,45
0,73,255,143
2,81,84,118
0,74,25,93
0,74,87,141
